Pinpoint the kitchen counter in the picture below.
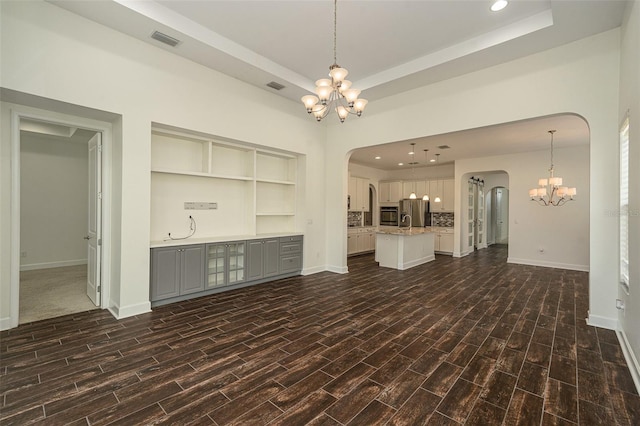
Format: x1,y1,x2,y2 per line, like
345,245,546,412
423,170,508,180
375,228,435,270
376,227,433,236
150,232,302,248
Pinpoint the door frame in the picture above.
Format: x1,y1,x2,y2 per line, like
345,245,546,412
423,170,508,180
9,106,113,329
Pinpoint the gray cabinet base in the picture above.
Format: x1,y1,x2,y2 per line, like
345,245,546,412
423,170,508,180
150,270,301,307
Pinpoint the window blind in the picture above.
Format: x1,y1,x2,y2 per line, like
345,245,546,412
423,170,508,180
620,118,629,287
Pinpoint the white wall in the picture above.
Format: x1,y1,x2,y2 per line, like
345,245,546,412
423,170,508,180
0,0,326,323
617,0,640,387
325,29,620,327
20,132,88,269
456,145,590,270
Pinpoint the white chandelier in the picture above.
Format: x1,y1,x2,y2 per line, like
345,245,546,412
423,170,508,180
529,130,576,206
301,0,368,123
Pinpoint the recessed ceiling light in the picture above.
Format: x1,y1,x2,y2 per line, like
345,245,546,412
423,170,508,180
374,156,381,160
398,162,404,166
490,0,508,12
408,151,415,155
430,159,436,163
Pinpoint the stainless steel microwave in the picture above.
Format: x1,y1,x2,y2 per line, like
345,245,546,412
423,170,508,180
380,206,399,226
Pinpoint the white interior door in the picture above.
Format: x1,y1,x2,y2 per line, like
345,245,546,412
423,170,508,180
476,181,485,248
467,180,475,252
87,133,101,305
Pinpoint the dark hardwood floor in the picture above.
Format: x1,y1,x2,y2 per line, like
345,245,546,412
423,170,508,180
2,245,639,425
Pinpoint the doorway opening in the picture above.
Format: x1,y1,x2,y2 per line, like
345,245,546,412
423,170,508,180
17,117,102,324
489,187,509,246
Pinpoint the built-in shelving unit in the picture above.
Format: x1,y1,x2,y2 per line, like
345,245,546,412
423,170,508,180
150,128,298,241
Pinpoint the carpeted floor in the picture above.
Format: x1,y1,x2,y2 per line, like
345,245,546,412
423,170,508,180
19,264,97,324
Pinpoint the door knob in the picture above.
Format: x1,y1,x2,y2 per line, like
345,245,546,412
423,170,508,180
84,236,92,240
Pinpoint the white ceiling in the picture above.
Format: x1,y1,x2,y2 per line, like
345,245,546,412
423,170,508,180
348,113,589,170
47,0,626,168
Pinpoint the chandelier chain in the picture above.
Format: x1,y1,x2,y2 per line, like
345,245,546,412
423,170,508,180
549,130,555,172
333,0,337,65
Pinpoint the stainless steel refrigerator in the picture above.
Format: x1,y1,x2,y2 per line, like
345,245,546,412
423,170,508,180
399,199,430,227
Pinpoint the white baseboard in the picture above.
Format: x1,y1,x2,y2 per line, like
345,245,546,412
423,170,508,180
20,259,87,271
108,301,151,320
398,254,435,270
587,311,617,330
302,266,325,276
617,329,640,394
326,265,349,274
454,250,469,258
0,316,13,331
507,257,589,272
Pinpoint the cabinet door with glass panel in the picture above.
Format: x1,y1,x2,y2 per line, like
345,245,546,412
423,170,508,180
206,241,246,288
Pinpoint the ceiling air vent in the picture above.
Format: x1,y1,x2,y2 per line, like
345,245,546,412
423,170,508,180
266,81,286,91
151,31,181,47
438,145,451,149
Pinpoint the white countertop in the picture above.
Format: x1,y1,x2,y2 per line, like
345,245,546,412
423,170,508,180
150,232,302,248
376,228,434,236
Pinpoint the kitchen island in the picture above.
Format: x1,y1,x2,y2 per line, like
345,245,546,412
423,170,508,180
375,228,435,270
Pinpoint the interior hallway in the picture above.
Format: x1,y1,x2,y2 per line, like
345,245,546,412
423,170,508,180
1,246,638,424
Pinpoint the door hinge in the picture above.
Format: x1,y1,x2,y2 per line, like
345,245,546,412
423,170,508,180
98,238,102,246
98,192,102,199
98,144,103,153
97,285,101,292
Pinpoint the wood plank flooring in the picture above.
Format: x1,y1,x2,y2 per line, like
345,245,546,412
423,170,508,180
2,245,639,425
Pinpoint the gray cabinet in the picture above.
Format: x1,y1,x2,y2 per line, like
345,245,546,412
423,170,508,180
280,235,303,273
247,238,280,281
150,235,302,306
206,241,246,288
150,245,205,301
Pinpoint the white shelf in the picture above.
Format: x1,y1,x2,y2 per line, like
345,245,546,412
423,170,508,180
150,126,299,241
256,212,295,216
151,168,253,181
256,178,296,185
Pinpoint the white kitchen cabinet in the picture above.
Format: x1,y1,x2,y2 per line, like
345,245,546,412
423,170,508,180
357,177,370,212
429,180,442,209
429,179,454,211
402,181,414,199
433,228,454,254
439,232,454,253
367,230,376,251
349,176,370,212
347,233,358,255
347,227,376,255
443,179,455,211
415,181,428,200
379,181,402,203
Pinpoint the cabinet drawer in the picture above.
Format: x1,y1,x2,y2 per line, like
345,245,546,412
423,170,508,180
280,235,303,254
280,242,302,254
280,235,303,243
280,254,302,273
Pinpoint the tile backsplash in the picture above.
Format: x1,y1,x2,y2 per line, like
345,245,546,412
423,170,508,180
432,212,454,227
348,211,363,227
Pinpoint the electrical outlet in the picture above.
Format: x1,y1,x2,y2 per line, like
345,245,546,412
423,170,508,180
20,251,27,258
184,202,217,210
